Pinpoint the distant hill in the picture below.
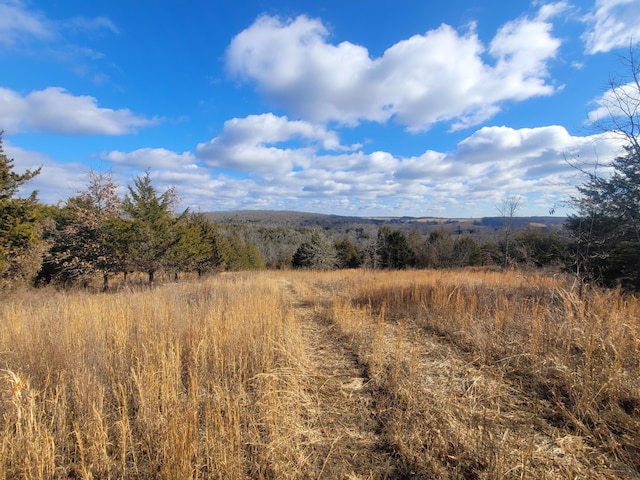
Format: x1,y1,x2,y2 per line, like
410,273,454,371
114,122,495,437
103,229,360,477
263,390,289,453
204,210,567,238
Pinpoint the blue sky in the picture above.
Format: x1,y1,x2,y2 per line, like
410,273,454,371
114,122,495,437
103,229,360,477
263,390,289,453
1,0,639,217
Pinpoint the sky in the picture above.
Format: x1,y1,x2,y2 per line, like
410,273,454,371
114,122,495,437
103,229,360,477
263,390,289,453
1,0,639,218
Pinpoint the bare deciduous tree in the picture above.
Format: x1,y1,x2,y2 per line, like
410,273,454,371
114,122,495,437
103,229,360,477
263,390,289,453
495,193,522,269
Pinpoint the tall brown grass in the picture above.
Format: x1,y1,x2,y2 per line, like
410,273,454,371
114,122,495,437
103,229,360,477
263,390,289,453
0,273,314,479
0,269,638,478
324,268,640,478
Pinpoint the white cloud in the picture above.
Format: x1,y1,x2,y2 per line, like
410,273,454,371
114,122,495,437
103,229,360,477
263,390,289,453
226,9,561,131
66,16,120,35
0,0,119,85
582,0,640,54
103,148,197,170
0,0,119,48
0,0,52,46
587,81,640,126
196,122,620,215
455,125,621,178
0,86,159,135
6,118,623,217
3,140,86,203
536,1,571,22
195,113,347,175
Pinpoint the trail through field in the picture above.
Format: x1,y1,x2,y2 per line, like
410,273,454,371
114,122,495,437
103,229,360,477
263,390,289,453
282,278,399,479
283,275,639,479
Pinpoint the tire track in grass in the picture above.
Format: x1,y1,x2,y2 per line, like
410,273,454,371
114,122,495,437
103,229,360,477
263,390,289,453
283,277,401,479
283,273,637,479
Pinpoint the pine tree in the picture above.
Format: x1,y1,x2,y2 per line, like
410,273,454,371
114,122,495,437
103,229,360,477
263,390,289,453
121,170,180,284
334,238,361,268
292,231,336,270
567,46,640,290
0,131,45,288
376,226,413,269
169,212,221,277
568,145,640,289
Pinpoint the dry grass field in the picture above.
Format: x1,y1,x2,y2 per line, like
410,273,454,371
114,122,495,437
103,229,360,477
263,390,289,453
0,269,638,479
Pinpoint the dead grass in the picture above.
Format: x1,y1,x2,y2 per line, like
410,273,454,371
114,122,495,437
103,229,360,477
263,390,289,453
0,269,638,478
322,269,640,478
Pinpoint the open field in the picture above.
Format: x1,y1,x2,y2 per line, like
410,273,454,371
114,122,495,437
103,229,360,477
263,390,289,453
0,269,639,478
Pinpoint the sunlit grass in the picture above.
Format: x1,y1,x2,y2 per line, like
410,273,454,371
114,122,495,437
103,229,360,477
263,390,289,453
321,269,640,477
0,269,638,478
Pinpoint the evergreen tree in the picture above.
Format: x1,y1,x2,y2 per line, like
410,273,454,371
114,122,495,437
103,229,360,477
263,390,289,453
510,229,568,267
334,238,361,268
0,131,45,289
426,229,454,268
452,236,483,267
407,230,429,268
169,212,221,277
568,145,640,289
376,226,412,269
121,170,180,284
567,46,640,290
292,231,337,269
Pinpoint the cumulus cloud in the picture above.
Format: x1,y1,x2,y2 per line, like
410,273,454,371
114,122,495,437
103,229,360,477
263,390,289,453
6,115,623,216
103,148,197,170
454,125,620,180
195,113,347,175
0,86,159,135
582,0,640,54
226,8,561,131
184,124,623,214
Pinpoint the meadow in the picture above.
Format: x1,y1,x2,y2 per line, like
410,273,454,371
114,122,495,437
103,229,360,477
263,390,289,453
0,269,638,479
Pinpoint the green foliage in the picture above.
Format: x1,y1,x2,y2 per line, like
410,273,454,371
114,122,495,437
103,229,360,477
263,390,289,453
122,170,180,284
407,230,429,268
213,226,265,271
376,226,412,269
0,132,46,288
169,213,222,276
292,231,337,270
425,229,454,268
0,132,41,202
452,236,483,267
334,238,361,268
567,146,640,289
510,229,568,267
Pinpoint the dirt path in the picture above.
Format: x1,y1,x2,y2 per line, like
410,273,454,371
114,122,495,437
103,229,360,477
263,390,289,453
283,278,400,479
